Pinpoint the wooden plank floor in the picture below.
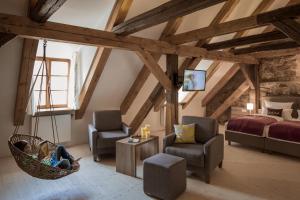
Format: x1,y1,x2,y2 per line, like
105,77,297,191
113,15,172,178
0,131,300,200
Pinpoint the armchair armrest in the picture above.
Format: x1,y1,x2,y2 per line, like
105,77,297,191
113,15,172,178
204,134,224,173
163,133,176,153
122,123,132,136
88,124,98,154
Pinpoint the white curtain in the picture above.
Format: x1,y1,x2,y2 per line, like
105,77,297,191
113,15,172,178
72,51,82,109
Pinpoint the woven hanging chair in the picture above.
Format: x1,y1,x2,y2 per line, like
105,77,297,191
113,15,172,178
8,134,80,180
8,41,80,180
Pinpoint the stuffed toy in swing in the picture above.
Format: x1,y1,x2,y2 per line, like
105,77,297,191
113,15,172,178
8,40,80,180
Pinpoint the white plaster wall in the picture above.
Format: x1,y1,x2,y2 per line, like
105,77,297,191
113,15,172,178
49,0,115,30
0,0,28,157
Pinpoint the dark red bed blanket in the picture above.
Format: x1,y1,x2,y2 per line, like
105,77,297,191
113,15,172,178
227,115,277,136
269,121,300,143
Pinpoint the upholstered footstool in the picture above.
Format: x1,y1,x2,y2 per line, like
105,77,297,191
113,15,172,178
143,153,186,200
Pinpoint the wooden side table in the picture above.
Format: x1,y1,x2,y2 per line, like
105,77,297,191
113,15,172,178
116,136,159,178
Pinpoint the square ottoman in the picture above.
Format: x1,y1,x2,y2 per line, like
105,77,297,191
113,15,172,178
143,153,186,200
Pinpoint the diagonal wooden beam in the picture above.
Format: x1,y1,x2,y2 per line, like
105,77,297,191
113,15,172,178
112,0,227,35
75,0,133,119
167,4,300,44
135,50,172,91
239,64,255,89
272,19,300,45
202,64,240,106
181,0,276,110
14,0,67,125
120,18,183,115
130,84,163,134
210,81,249,119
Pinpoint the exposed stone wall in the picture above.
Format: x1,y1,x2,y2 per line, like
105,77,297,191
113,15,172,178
232,54,300,113
232,91,250,107
259,54,300,97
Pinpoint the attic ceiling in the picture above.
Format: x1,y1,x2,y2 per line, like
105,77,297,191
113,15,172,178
1,0,299,127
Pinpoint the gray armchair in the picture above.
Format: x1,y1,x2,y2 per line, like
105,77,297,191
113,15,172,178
88,110,131,161
163,116,224,183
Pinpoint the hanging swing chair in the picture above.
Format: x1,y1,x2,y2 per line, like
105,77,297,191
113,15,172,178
8,40,80,180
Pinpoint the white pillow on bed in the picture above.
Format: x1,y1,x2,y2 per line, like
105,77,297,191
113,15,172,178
282,109,293,120
262,101,293,115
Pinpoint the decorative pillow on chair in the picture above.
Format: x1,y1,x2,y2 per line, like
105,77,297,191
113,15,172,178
174,124,196,144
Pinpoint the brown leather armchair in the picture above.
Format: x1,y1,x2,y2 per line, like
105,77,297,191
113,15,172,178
163,116,224,183
88,110,131,161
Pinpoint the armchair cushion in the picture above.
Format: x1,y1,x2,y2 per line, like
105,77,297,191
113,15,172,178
93,110,122,131
95,131,128,149
165,143,204,167
182,116,218,143
98,131,128,140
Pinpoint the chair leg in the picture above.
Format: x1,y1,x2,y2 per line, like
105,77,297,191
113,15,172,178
93,154,98,162
204,173,210,184
228,140,231,145
219,161,223,168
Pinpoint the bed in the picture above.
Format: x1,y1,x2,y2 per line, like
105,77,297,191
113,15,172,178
225,96,300,158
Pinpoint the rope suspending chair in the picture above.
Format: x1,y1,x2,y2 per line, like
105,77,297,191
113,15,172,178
8,40,80,180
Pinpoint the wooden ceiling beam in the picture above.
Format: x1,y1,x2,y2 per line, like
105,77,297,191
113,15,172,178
249,47,300,58
29,0,67,22
0,13,258,64
75,0,133,119
112,0,227,35
181,0,275,110
153,0,240,111
272,19,300,45
167,4,300,44
234,40,299,55
14,0,67,125
120,18,183,115
203,31,287,50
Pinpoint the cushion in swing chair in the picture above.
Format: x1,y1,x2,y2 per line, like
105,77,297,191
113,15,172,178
8,134,80,180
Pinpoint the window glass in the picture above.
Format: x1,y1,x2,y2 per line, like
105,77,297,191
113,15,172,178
51,91,68,105
33,58,70,109
33,61,46,75
51,61,69,75
34,91,46,106
50,76,68,90
33,76,47,91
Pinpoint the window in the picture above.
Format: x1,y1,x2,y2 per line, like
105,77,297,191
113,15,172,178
33,57,70,109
